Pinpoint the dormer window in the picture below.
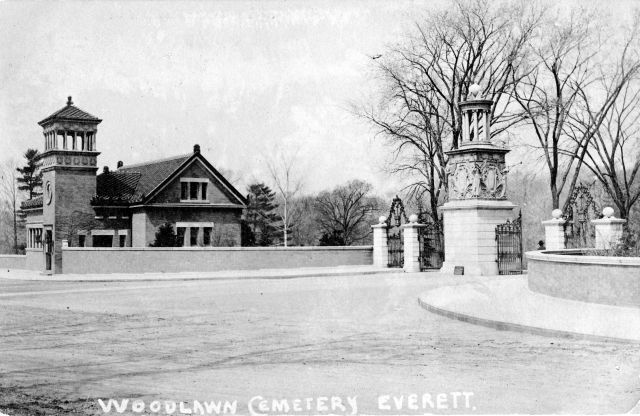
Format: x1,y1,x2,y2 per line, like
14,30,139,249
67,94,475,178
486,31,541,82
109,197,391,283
180,178,209,202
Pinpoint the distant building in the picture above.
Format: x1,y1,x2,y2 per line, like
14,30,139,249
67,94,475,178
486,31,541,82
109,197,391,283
20,97,247,274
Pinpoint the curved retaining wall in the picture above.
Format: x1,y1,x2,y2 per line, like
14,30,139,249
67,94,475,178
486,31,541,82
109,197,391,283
62,246,373,274
526,250,640,308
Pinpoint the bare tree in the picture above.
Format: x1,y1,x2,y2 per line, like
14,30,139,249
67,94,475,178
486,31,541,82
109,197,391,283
217,167,243,189
57,211,95,246
288,195,321,246
266,148,303,247
571,78,640,218
360,0,542,223
315,180,379,245
0,159,21,253
514,8,640,210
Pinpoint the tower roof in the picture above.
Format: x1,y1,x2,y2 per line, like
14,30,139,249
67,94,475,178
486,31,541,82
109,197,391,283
38,96,102,126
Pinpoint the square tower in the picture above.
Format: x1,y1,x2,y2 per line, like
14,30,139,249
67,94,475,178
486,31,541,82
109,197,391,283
37,97,101,273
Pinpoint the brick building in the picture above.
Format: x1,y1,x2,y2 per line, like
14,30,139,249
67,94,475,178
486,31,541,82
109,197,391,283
20,97,247,274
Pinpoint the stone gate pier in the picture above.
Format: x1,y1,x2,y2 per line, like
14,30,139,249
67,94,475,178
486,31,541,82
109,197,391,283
440,84,517,276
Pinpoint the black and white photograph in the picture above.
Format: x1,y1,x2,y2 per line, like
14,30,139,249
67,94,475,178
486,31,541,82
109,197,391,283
0,0,639,414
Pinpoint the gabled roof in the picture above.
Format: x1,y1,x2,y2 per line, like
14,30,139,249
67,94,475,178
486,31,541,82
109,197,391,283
92,150,247,207
93,171,142,205
92,154,190,205
38,96,102,126
118,154,192,201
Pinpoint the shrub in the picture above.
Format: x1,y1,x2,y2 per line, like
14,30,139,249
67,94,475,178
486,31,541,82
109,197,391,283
150,223,178,247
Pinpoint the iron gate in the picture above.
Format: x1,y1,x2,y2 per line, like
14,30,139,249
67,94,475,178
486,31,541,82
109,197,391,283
564,183,599,248
386,196,407,268
417,209,444,270
495,211,523,275
418,223,444,270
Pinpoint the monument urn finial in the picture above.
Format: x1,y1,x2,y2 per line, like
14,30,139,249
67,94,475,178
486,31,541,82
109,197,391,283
444,79,511,202
468,82,482,99
67,96,73,106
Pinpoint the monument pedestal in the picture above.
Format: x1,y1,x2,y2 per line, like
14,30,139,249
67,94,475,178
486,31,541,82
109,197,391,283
440,199,516,276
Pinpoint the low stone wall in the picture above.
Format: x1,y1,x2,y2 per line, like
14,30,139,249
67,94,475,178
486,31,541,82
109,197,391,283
0,254,26,270
62,246,373,274
25,249,43,270
526,250,640,308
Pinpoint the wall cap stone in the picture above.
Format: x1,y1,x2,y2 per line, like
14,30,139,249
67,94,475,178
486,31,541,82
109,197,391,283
591,218,627,225
440,199,517,211
541,218,566,225
63,246,373,252
526,250,640,266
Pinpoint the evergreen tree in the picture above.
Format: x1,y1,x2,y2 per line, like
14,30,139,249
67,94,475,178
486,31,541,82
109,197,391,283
240,219,255,247
150,223,178,247
16,149,42,199
318,230,345,246
245,183,279,246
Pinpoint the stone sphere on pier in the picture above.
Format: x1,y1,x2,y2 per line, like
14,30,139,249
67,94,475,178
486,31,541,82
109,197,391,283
602,207,614,218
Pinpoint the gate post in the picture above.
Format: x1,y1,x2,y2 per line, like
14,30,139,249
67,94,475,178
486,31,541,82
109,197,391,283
402,215,425,273
372,216,389,268
592,207,626,249
542,209,566,250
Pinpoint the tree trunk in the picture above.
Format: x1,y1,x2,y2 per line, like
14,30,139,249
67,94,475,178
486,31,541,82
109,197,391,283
12,197,17,254
550,182,559,210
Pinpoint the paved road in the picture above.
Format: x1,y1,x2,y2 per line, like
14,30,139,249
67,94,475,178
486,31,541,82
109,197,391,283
0,274,638,415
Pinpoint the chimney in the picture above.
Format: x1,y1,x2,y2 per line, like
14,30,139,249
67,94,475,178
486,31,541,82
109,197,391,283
193,144,201,154
103,166,109,174
117,161,123,169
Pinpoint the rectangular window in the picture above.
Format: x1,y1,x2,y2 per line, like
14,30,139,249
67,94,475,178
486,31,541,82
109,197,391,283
180,179,209,202
176,227,186,247
119,235,126,247
190,182,199,200
92,235,113,248
27,228,44,249
181,182,189,200
79,235,86,247
190,227,199,247
203,227,212,246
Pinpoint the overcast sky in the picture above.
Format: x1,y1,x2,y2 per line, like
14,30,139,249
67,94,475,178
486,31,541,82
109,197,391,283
1,0,634,199
0,0,442,197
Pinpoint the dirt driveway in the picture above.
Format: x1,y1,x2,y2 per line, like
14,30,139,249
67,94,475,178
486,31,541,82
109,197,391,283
0,274,638,415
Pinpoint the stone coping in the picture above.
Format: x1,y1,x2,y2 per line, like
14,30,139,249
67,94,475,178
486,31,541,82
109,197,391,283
0,254,26,258
527,249,640,266
62,245,373,252
0,265,390,282
592,217,627,224
440,199,517,210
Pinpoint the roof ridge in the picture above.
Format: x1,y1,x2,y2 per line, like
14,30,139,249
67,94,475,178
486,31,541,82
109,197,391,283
38,102,102,125
118,153,191,171
100,170,141,176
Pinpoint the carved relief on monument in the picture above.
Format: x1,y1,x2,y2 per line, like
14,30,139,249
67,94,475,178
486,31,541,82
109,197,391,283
446,157,507,200
40,153,97,170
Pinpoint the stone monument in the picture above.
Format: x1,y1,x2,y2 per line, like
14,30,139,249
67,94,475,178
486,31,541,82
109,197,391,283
440,83,517,275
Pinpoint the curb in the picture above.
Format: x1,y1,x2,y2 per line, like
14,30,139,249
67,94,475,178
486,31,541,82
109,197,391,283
417,297,640,344
0,268,398,283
